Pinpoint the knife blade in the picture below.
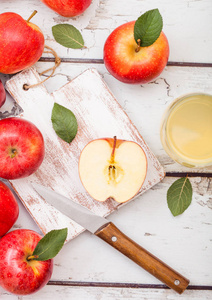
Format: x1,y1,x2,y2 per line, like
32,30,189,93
32,182,109,234
32,182,189,294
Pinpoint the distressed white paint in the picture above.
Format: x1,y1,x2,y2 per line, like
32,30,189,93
36,176,212,285
0,0,212,299
1,177,212,287
1,65,212,298
1,0,212,63
33,62,212,173
1,285,212,300
5,67,164,241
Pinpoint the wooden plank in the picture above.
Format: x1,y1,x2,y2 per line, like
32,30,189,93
10,176,212,286
33,61,212,174
1,0,212,63
5,67,164,242
50,176,212,285
1,284,212,299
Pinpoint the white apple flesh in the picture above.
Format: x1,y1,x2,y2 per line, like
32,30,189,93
79,137,147,203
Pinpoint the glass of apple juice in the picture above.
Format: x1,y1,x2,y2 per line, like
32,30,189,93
160,93,212,168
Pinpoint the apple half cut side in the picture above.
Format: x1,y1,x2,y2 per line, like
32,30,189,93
79,137,147,203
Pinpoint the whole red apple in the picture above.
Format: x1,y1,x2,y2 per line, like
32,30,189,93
0,229,53,295
0,11,45,74
103,11,169,84
0,181,19,237
0,80,6,108
40,0,92,17
0,117,45,180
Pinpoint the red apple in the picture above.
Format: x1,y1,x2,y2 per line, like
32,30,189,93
0,117,45,180
0,11,45,74
0,229,53,295
79,137,147,203
0,181,19,237
40,0,92,17
0,80,6,108
103,21,169,84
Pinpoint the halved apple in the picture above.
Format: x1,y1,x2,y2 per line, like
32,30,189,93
78,137,147,203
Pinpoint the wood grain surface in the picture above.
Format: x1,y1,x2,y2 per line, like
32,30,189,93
1,0,212,299
5,67,164,241
2,0,212,63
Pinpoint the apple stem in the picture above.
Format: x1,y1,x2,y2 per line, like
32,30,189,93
27,255,39,261
10,148,18,158
135,39,141,53
111,136,117,163
26,10,37,23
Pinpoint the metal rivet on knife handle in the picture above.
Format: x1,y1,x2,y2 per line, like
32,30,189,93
95,222,190,294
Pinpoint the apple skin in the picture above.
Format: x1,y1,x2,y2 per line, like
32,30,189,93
0,80,6,108
0,12,45,74
0,229,53,295
103,21,169,84
40,0,92,17
0,117,45,180
0,181,19,237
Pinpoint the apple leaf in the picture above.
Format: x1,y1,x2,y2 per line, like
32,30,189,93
134,9,163,47
52,24,85,49
51,103,78,143
32,228,68,261
167,177,193,217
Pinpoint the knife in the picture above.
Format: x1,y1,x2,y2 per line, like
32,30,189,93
32,182,189,294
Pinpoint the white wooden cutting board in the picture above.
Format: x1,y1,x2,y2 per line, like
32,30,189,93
5,67,165,242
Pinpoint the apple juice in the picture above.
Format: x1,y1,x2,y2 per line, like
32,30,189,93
161,93,212,167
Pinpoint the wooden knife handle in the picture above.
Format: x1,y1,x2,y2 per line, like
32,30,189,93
95,222,189,294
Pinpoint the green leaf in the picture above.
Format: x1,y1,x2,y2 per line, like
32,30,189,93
134,9,163,47
51,103,78,143
52,24,85,49
33,228,68,261
167,177,193,217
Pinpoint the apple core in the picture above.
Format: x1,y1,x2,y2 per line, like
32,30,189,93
79,138,147,203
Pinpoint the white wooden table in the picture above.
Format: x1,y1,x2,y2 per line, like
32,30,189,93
1,1,212,299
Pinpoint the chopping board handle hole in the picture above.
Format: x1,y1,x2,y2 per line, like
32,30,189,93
111,236,117,242
174,280,180,286
23,84,29,91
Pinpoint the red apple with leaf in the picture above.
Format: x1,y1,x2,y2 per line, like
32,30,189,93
40,0,92,17
0,228,67,295
0,80,6,108
0,117,45,180
103,9,169,84
0,181,19,237
0,11,45,74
